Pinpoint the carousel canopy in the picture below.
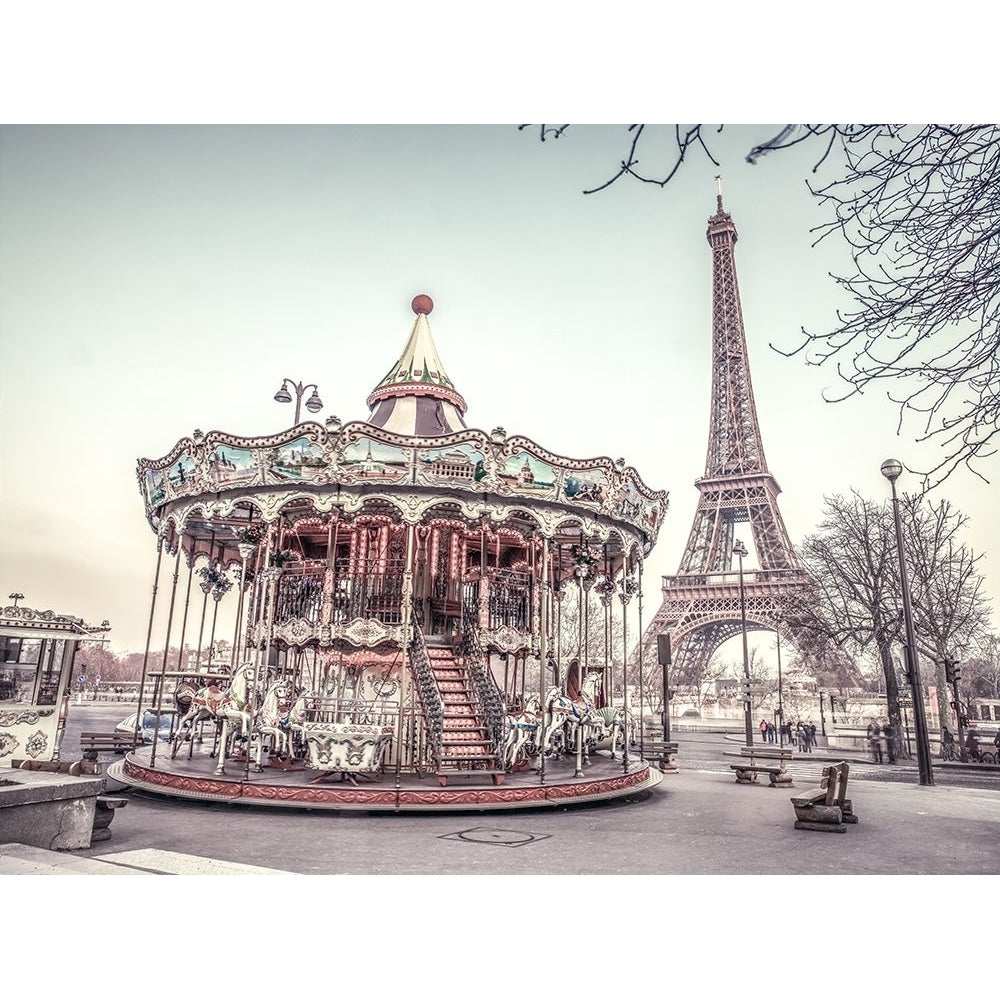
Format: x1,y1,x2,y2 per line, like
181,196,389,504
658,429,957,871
366,294,468,436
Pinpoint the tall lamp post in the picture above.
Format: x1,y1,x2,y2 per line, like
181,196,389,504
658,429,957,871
880,458,934,786
273,378,323,425
734,539,753,746
775,625,785,746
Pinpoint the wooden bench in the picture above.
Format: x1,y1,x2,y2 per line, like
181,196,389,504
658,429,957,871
729,745,794,786
644,740,679,772
12,758,100,776
791,761,857,832
80,731,138,760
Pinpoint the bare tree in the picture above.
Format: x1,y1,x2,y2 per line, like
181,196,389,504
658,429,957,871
899,493,993,727
520,124,1000,487
797,490,991,733
796,491,905,730
963,634,1000,700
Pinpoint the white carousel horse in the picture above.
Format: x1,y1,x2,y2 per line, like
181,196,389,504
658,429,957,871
503,695,541,769
170,681,225,760
214,662,257,775
589,705,636,759
255,677,298,770
538,670,610,761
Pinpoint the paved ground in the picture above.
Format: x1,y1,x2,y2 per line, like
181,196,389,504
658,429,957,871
5,756,996,876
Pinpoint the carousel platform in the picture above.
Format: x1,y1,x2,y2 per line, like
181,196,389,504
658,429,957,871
107,741,663,813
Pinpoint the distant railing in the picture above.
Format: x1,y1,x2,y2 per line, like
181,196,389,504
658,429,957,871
662,567,805,589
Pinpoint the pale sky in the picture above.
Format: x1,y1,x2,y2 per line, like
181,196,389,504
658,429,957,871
1,124,996,659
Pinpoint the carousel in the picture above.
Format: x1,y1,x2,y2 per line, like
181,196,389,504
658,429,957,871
114,294,670,811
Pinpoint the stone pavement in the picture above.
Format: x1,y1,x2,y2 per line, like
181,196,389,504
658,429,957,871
2,760,997,875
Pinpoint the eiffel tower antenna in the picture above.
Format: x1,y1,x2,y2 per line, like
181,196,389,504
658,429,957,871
639,194,813,695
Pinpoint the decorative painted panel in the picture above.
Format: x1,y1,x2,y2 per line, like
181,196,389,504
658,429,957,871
208,444,258,487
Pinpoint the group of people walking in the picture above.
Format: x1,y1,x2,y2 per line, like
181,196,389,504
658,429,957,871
866,717,901,763
758,718,818,751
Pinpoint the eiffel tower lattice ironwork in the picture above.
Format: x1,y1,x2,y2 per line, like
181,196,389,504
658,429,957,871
639,193,813,682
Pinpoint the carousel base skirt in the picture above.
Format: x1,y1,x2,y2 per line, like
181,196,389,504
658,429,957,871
108,745,663,813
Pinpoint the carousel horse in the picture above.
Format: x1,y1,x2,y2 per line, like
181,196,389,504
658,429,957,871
503,695,542,769
170,680,226,760
255,677,298,770
213,662,257,774
589,705,636,759
538,670,606,761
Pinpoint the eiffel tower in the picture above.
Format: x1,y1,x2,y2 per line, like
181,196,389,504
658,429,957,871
640,190,813,681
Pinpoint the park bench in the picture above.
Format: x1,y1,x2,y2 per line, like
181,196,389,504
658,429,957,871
80,731,138,760
644,740,679,772
729,745,794,786
790,761,857,833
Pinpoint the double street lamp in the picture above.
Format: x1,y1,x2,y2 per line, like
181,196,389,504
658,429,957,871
880,458,934,786
273,378,323,425
734,539,753,746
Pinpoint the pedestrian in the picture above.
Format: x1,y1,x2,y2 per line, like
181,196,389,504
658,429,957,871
766,722,775,744
795,721,805,752
882,718,897,764
867,717,883,763
760,718,768,742
964,729,981,761
807,721,817,751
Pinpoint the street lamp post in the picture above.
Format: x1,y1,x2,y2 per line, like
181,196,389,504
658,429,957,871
818,691,826,736
273,378,323,425
775,625,785,747
880,458,934,786
734,539,753,746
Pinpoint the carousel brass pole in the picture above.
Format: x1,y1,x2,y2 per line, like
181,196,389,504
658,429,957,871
135,535,165,739
396,521,417,800
174,555,196,672
151,552,195,762
150,544,182,768
192,529,215,671
538,538,551,786
637,555,645,763
620,566,632,775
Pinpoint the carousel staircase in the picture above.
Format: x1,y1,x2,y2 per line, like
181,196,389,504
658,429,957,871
424,637,506,787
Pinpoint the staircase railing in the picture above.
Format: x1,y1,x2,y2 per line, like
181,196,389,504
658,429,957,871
409,620,443,769
462,628,506,757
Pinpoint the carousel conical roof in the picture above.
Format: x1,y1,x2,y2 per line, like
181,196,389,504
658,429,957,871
366,294,468,436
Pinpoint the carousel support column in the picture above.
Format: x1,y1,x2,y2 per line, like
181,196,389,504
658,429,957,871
637,558,647,763
320,515,336,631
192,530,216,670
152,551,195,765
240,539,265,664
231,563,247,666
537,536,551,785
135,536,165,735
573,563,586,778
150,543,183,768
255,524,276,668
620,568,637,775
598,581,615,756
236,541,260,776
395,521,417,798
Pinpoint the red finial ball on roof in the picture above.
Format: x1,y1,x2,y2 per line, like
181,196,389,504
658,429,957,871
411,294,434,315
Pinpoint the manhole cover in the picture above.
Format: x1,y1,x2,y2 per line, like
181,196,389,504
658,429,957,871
440,827,551,847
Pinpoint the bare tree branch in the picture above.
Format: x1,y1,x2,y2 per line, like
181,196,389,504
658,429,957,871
522,124,1000,487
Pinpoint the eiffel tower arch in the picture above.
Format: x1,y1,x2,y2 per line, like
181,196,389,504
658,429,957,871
639,192,813,683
